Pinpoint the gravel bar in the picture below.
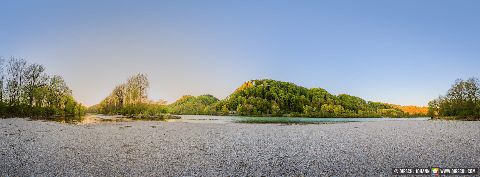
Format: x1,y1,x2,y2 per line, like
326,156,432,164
1,118,479,176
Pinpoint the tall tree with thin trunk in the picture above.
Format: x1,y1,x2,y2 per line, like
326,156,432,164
0,57,5,103
6,57,27,106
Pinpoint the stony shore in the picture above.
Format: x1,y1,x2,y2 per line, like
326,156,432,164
1,118,479,176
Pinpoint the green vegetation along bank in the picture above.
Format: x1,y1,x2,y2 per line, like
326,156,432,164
3,56,475,120
0,57,85,118
88,73,169,117
215,79,426,118
91,75,428,118
428,77,480,120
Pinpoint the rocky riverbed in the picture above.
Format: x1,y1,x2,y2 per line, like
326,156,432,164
1,118,479,176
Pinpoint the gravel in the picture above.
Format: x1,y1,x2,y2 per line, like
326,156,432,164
1,118,479,176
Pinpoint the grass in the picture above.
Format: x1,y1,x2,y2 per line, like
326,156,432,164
29,116,85,124
233,116,430,124
27,113,181,124
433,116,480,121
235,117,332,124
126,114,181,120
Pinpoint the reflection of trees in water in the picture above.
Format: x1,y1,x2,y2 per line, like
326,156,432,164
32,115,85,124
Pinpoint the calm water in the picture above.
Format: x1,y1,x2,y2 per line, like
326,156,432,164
32,114,133,124
167,115,431,124
39,114,431,124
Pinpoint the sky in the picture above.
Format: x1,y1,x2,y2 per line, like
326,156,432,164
1,0,479,106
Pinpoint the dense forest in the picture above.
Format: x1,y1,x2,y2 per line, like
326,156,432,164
215,79,427,118
428,77,480,120
92,77,427,118
0,57,85,117
168,95,219,115
2,58,474,120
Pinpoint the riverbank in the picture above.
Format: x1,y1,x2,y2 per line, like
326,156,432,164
1,118,479,176
432,116,480,121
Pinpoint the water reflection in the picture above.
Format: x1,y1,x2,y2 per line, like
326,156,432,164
31,114,133,124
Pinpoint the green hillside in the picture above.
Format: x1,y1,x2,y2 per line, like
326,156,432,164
169,94,219,115
215,79,412,117
93,76,426,118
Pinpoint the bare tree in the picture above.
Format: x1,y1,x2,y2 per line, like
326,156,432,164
6,57,27,105
125,74,149,105
0,57,5,103
97,73,150,114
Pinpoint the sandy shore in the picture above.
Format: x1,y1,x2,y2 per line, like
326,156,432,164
1,118,479,176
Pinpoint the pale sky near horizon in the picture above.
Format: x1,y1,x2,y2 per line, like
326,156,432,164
1,0,479,106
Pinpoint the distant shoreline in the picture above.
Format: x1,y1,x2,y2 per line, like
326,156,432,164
431,116,480,121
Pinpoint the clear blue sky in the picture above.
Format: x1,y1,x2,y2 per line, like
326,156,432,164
1,0,479,106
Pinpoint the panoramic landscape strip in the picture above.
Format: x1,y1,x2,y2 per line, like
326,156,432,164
1,1,479,176
1,56,478,120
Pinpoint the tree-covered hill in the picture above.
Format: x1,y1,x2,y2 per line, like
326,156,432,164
216,79,422,117
92,77,427,118
169,94,219,115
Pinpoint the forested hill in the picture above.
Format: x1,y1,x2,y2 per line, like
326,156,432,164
216,79,426,117
169,95,219,115
92,76,427,118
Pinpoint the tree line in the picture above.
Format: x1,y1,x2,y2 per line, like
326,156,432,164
428,77,480,120
0,57,85,117
92,77,428,118
3,58,473,119
214,79,426,118
90,74,169,116
91,74,220,117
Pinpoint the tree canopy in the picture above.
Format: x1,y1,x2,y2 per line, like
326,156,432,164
169,94,219,115
428,77,480,119
92,78,428,118
215,79,424,118
0,57,85,117
94,73,168,116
